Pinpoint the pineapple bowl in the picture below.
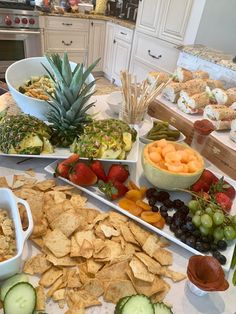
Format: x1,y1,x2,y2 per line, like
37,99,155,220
5,56,95,121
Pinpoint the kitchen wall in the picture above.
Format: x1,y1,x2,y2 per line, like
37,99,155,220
195,0,236,54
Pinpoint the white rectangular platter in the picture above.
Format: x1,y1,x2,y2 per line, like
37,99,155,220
45,159,236,272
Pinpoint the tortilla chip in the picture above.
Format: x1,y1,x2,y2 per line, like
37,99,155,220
151,281,171,303
35,179,56,191
39,266,63,287
24,168,35,177
35,285,45,311
44,229,71,258
158,236,170,248
142,235,160,257
70,236,81,257
44,202,70,224
70,194,87,208
100,224,120,238
65,307,85,314
86,259,104,275
12,175,37,189
30,237,44,248
23,253,51,275
83,279,104,298
47,276,66,298
67,289,101,308
14,188,38,199
0,176,9,188
85,208,100,224
50,209,82,238
97,260,129,280
120,224,138,245
126,267,166,297
153,248,173,266
94,223,106,240
128,221,151,246
52,288,65,301
79,239,94,259
159,267,186,282
134,252,162,275
67,268,82,288
53,191,67,204
93,244,111,262
108,211,128,223
129,256,155,282
74,230,95,246
46,252,77,267
104,280,136,303
92,213,109,225
58,299,66,309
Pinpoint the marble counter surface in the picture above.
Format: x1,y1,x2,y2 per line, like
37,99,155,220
39,10,136,29
178,44,236,71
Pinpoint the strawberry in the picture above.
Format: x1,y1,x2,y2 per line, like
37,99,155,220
69,162,97,186
55,154,80,178
107,164,129,183
98,180,128,200
210,177,235,200
200,169,218,185
215,192,232,212
90,160,107,182
191,179,210,193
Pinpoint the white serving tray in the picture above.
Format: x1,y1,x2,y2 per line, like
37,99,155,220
45,160,236,272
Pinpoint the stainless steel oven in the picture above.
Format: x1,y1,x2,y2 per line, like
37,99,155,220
0,4,42,79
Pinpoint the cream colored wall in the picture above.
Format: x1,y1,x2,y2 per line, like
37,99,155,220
195,0,236,54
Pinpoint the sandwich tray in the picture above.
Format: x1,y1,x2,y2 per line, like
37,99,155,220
45,159,236,272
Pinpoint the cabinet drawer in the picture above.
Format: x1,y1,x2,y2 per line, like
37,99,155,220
45,50,87,65
133,32,179,73
44,16,89,31
114,25,133,43
45,30,88,50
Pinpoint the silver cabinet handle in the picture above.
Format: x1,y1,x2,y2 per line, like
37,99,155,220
148,50,162,59
120,31,127,35
62,23,73,26
62,40,73,46
113,39,116,44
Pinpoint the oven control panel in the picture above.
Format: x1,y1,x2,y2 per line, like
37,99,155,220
0,9,39,29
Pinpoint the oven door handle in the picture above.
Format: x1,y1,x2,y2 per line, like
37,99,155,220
0,29,41,35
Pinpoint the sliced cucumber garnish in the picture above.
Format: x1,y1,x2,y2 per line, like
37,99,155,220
1,273,28,301
121,295,154,314
154,302,173,314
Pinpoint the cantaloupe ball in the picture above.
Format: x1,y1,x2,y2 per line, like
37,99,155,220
164,151,182,164
161,143,176,158
182,164,189,173
157,139,168,148
166,162,184,173
187,160,202,173
179,149,190,163
149,151,162,163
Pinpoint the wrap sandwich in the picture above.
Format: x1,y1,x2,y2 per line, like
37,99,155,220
162,82,186,103
211,88,236,106
177,91,210,114
203,105,236,130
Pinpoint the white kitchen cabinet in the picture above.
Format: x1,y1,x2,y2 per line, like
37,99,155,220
88,20,106,72
136,0,162,37
136,0,205,45
130,31,179,81
103,22,134,85
42,16,89,65
103,22,115,79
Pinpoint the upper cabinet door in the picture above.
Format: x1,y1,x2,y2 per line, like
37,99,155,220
136,0,162,37
158,0,193,44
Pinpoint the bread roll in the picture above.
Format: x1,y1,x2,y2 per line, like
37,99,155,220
173,67,193,82
162,82,186,103
204,105,236,121
193,70,209,80
206,79,224,90
182,79,207,96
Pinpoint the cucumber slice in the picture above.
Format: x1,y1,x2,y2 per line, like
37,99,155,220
121,295,154,314
115,296,131,314
1,273,29,301
3,282,36,314
154,302,173,314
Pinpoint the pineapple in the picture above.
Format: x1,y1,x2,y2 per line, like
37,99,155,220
42,53,99,147
0,114,53,155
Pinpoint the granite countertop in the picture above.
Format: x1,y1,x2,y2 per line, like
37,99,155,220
177,44,236,71
40,10,136,29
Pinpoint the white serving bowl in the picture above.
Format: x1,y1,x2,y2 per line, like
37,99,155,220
0,188,33,280
5,57,95,121
106,91,123,115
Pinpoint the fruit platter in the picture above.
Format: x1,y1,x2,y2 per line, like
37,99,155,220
0,54,235,314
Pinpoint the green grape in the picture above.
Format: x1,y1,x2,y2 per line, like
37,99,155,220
224,226,236,241
232,215,236,226
188,200,200,213
213,227,224,241
213,211,225,226
192,215,201,227
205,207,213,217
199,225,210,236
195,210,202,216
201,214,213,229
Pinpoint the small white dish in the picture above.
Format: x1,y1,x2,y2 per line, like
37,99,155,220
187,280,208,297
0,188,33,280
106,91,123,115
139,117,186,144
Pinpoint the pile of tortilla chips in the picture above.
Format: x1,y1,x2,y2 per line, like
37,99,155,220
0,173,186,314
